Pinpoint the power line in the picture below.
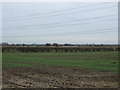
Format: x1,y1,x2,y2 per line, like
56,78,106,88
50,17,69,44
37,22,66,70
5,14,117,29
5,18,117,30
2,2,109,19
2,27,117,38
3,4,117,21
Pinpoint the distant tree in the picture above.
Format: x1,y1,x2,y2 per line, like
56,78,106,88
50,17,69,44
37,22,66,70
64,43,73,46
11,44,14,46
46,43,51,46
100,44,103,46
64,43,69,46
16,44,20,46
53,43,58,46
22,44,25,46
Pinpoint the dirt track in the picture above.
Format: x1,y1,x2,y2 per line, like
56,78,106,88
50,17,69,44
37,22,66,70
2,65,118,88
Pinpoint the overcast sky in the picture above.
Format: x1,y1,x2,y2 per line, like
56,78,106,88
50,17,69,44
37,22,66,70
2,2,118,44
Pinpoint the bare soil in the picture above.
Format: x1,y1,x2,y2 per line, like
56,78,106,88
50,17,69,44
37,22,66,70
2,65,118,88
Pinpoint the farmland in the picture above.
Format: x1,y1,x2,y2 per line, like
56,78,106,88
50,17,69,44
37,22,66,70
2,51,118,88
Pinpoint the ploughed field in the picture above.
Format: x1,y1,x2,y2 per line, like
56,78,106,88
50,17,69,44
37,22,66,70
2,51,118,88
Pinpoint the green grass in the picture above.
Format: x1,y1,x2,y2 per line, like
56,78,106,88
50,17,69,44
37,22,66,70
2,51,118,72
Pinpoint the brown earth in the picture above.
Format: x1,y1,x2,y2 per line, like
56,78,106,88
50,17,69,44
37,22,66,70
2,65,118,88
